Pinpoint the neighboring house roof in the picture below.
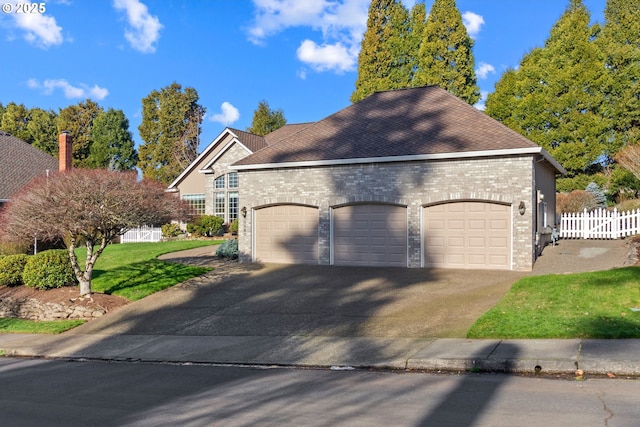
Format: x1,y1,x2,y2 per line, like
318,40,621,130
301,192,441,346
233,86,565,174
0,131,58,201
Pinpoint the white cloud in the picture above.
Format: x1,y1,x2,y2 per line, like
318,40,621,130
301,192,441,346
474,91,489,111
249,0,368,75
210,102,240,126
296,40,355,73
28,78,109,100
462,11,484,38
7,1,63,48
113,0,163,53
476,62,495,79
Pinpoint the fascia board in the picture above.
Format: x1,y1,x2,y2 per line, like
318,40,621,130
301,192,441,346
167,128,236,189
232,147,558,171
200,137,254,171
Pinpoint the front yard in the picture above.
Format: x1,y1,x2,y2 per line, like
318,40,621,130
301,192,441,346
468,267,640,339
0,240,221,334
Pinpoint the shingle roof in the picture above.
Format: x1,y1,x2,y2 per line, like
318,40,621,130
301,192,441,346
227,128,269,152
264,123,313,145
234,86,541,167
0,131,58,200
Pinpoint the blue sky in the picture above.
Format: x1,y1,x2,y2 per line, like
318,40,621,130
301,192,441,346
1,0,606,152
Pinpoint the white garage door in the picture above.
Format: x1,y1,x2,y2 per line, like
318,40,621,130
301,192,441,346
333,204,407,267
423,202,511,270
255,205,319,264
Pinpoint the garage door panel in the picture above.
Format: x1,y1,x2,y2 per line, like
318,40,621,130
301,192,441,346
255,205,319,264
333,204,407,267
424,202,511,270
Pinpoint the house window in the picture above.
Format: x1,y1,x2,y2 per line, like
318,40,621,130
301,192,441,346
228,172,238,188
214,192,226,219
228,191,239,221
215,175,225,189
182,194,205,215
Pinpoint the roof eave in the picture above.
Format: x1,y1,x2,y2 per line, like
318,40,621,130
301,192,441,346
232,147,563,171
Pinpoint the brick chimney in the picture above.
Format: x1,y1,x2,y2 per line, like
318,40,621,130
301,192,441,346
58,131,72,172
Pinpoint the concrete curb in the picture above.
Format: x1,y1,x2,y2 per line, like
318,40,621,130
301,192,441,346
1,334,639,376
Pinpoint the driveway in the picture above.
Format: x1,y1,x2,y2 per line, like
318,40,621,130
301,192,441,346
67,239,634,339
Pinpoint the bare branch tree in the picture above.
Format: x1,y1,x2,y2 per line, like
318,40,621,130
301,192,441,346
0,169,193,296
615,144,640,181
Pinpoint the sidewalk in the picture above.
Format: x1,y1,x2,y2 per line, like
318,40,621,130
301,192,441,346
1,333,639,376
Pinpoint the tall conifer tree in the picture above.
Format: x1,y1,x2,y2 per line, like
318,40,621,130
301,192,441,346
247,100,287,136
351,0,410,103
599,0,640,151
485,0,607,175
414,0,480,104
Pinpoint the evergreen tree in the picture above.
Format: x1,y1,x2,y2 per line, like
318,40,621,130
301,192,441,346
89,108,138,170
351,0,411,103
0,103,30,141
599,0,640,153
138,82,205,184
57,99,103,167
414,0,480,104
247,100,287,136
27,108,58,156
485,0,607,175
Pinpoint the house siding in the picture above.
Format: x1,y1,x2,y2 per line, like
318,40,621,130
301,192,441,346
205,142,251,218
236,155,536,270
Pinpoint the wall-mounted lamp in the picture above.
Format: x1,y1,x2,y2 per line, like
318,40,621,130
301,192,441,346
518,201,526,216
241,206,247,218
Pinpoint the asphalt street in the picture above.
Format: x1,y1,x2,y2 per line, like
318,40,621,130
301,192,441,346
1,358,638,427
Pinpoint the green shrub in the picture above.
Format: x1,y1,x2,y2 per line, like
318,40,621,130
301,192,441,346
187,215,224,237
161,223,182,238
229,218,239,234
22,250,76,290
216,239,238,259
0,254,30,286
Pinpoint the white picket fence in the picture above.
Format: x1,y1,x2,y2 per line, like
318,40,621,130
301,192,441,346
120,226,163,243
560,208,640,239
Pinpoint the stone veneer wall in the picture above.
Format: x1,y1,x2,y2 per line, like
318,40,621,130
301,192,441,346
237,155,537,271
0,297,106,321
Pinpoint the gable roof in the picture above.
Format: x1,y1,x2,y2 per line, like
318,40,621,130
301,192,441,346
167,124,309,189
0,131,59,201
233,86,564,173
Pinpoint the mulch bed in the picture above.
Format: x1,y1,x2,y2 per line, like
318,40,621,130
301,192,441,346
0,285,130,313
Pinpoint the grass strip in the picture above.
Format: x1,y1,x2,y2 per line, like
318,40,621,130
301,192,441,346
0,318,85,334
467,267,640,339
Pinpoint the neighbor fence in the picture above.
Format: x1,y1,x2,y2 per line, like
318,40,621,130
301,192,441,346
120,226,163,243
560,208,640,239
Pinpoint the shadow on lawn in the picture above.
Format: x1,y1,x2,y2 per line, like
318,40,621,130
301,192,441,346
90,259,210,299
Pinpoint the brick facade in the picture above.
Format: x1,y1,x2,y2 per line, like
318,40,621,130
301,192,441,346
235,154,540,271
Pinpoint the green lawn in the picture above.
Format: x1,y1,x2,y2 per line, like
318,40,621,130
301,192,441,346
80,240,221,300
0,318,85,334
467,267,640,339
0,240,220,334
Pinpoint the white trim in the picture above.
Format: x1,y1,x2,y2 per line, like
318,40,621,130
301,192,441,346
329,207,334,265
233,147,566,175
201,136,254,171
167,128,237,189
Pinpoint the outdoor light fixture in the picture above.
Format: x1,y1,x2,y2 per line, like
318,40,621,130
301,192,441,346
518,201,526,216
241,206,247,218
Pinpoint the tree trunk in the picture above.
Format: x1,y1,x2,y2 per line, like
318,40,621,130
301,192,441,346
79,278,92,297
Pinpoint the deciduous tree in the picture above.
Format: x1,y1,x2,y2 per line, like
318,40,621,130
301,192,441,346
0,169,193,296
414,0,480,104
138,82,205,184
57,99,103,167
247,100,286,136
